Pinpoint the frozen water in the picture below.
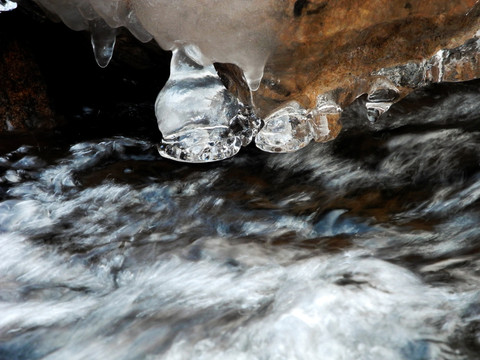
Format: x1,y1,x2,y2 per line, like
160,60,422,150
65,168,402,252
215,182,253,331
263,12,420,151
365,102,392,123
0,0,17,12
310,94,342,141
255,101,314,153
33,0,280,90
229,106,263,147
131,0,280,91
156,46,259,163
31,0,480,162
89,18,117,68
365,79,400,122
31,0,281,157
33,0,151,40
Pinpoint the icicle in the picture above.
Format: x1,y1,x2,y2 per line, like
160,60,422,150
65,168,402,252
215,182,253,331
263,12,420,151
123,9,153,43
243,66,265,92
424,49,447,84
365,79,399,123
89,18,117,68
310,94,342,142
156,45,257,163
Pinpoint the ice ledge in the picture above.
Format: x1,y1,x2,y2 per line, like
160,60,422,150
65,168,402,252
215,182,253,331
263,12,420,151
0,0,17,12
26,0,480,162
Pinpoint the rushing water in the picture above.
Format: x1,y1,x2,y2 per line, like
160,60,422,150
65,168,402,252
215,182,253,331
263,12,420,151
1,80,480,360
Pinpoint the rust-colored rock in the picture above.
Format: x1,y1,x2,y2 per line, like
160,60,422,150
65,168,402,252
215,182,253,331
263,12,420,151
210,1,480,148
254,0,480,116
0,37,56,133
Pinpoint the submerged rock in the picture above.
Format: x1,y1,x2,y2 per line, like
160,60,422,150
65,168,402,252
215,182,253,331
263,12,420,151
11,1,480,160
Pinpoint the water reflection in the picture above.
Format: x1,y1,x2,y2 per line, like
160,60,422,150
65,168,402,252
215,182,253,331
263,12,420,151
0,81,480,359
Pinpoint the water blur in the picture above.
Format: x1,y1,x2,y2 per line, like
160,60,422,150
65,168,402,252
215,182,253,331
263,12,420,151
1,80,480,360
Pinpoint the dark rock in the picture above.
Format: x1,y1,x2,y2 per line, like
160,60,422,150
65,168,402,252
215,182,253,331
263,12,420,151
0,32,55,133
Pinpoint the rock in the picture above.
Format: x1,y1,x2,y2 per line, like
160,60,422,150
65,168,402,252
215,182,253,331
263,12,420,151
255,0,480,114
0,3,171,141
0,35,56,133
225,0,480,153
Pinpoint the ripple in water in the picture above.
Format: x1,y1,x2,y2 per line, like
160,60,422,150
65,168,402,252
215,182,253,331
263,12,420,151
1,81,480,359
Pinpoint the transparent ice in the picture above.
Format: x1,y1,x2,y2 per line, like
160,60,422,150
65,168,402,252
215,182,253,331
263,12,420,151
33,0,270,161
365,80,399,123
156,46,260,163
254,96,341,153
255,101,314,153
131,0,279,91
89,18,117,68
33,0,279,89
311,94,342,141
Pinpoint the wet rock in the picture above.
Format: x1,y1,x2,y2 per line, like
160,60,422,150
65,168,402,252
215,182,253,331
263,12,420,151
255,0,480,115
0,4,169,142
0,36,56,133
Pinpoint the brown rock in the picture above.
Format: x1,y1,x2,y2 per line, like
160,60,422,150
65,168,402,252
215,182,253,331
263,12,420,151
254,0,480,116
210,1,480,146
0,36,56,133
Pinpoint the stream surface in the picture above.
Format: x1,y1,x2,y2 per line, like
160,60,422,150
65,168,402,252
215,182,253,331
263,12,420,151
1,80,480,359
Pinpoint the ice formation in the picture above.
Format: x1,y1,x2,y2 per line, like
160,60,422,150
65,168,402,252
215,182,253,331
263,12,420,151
89,18,117,68
255,102,314,153
26,0,480,162
32,0,280,162
155,45,260,162
365,79,400,123
0,0,17,12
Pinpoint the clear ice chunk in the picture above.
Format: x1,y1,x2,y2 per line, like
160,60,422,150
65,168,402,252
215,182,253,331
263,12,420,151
365,102,392,123
365,80,399,122
0,0,17,12
156,45,258,163
229,106,263,147
255,101,313,153
89,18,117,68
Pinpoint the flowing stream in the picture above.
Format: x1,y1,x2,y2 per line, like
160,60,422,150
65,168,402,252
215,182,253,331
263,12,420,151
1,80,480,359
